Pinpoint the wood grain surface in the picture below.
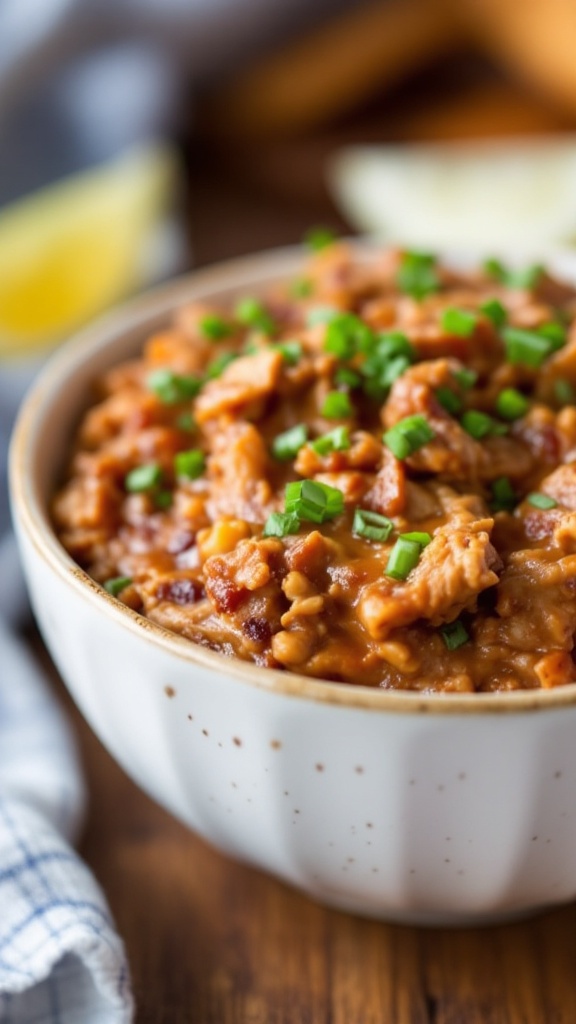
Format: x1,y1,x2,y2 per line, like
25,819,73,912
29,67,576,1020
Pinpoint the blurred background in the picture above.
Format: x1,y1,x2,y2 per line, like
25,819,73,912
3,0,576,521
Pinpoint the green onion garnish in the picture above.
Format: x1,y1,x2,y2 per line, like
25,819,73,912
125,463,163,493
440,619,469,650
376,332,415,361
147,369,202,404
436,387,463,415
311,426,350,455
480,298,507,328
384,536,423,580
352,508,394,542
272,424,309,461
290,277,313,299
235,297,276,335
305,226,336,252
206,352,238,379
262,512,301,538
200,314,232,340
441,308,477,337
335,367,361,389
453,367,478,390
554,379,575,405
361,333,415,399
321,391,353,419
380,355,411,389
174,450,206,480
483,258,543,290
491,476,516,512
324,312,374,359
306,306,339,327
502,327,559,368
538,322,566,349
285,479,344,523
104,576,132,597
383,414,435,460
527,492,557,510
496,388,530,421
397,251,439,300
461,410,507,439
271,340,303,366
400,531,432,547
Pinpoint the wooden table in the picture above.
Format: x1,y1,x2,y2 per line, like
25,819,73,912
32,65,576,1019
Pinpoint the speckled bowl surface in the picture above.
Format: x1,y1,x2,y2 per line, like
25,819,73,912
10,245,576,926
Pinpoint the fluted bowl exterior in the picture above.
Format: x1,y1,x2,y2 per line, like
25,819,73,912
11,246,576,925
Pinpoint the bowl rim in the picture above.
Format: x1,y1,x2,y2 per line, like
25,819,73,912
10,241,576,716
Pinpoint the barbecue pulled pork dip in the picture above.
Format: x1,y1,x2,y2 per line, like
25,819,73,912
53,244,576,692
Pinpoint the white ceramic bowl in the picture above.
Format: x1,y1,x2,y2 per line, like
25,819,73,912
10,245,576,926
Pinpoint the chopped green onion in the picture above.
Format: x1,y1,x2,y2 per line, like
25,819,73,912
453,367,478,390
200,314,232,340
503,327,558,368
380,355,411,389
383,414,435,460
480,298,507,328
311,426,350,455
271,340,303,366
174,449,206,480
461,410,507,439
441,308,477,337
235,297,276,335
154,490,173,510
496,388,530,421
538,321,566,350
104,576,132,597
397,251,439,300
436,387,463,416
483,258,543,290
360,334,415,399
491,476,516,512
352,508,394,541
375,332,415,361
290,277,313,299
304,226,337,252
324,312,375,359
285,479,344,523
206,352,238,379
384,537,422,580
262,512,301,538
527,492,557,510
176,411,195,432
125,463,162,493
554,379,576,405
272,424,308,461
306,306,339,326
321,390,353,419
400,531,432,547
335,367,362,389
147,369,202,404
440,619,469,650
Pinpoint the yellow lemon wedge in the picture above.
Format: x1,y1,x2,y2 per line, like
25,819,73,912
330,138,576,252
0,144,178,357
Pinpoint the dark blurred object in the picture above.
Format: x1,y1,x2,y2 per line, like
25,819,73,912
199,0,464,139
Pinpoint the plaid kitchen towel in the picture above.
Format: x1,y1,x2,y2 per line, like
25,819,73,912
0,535,134,1024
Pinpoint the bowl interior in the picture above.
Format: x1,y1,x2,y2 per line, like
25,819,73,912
11,243,576,715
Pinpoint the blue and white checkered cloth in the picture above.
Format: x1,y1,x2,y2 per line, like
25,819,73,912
0,535,134,1024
